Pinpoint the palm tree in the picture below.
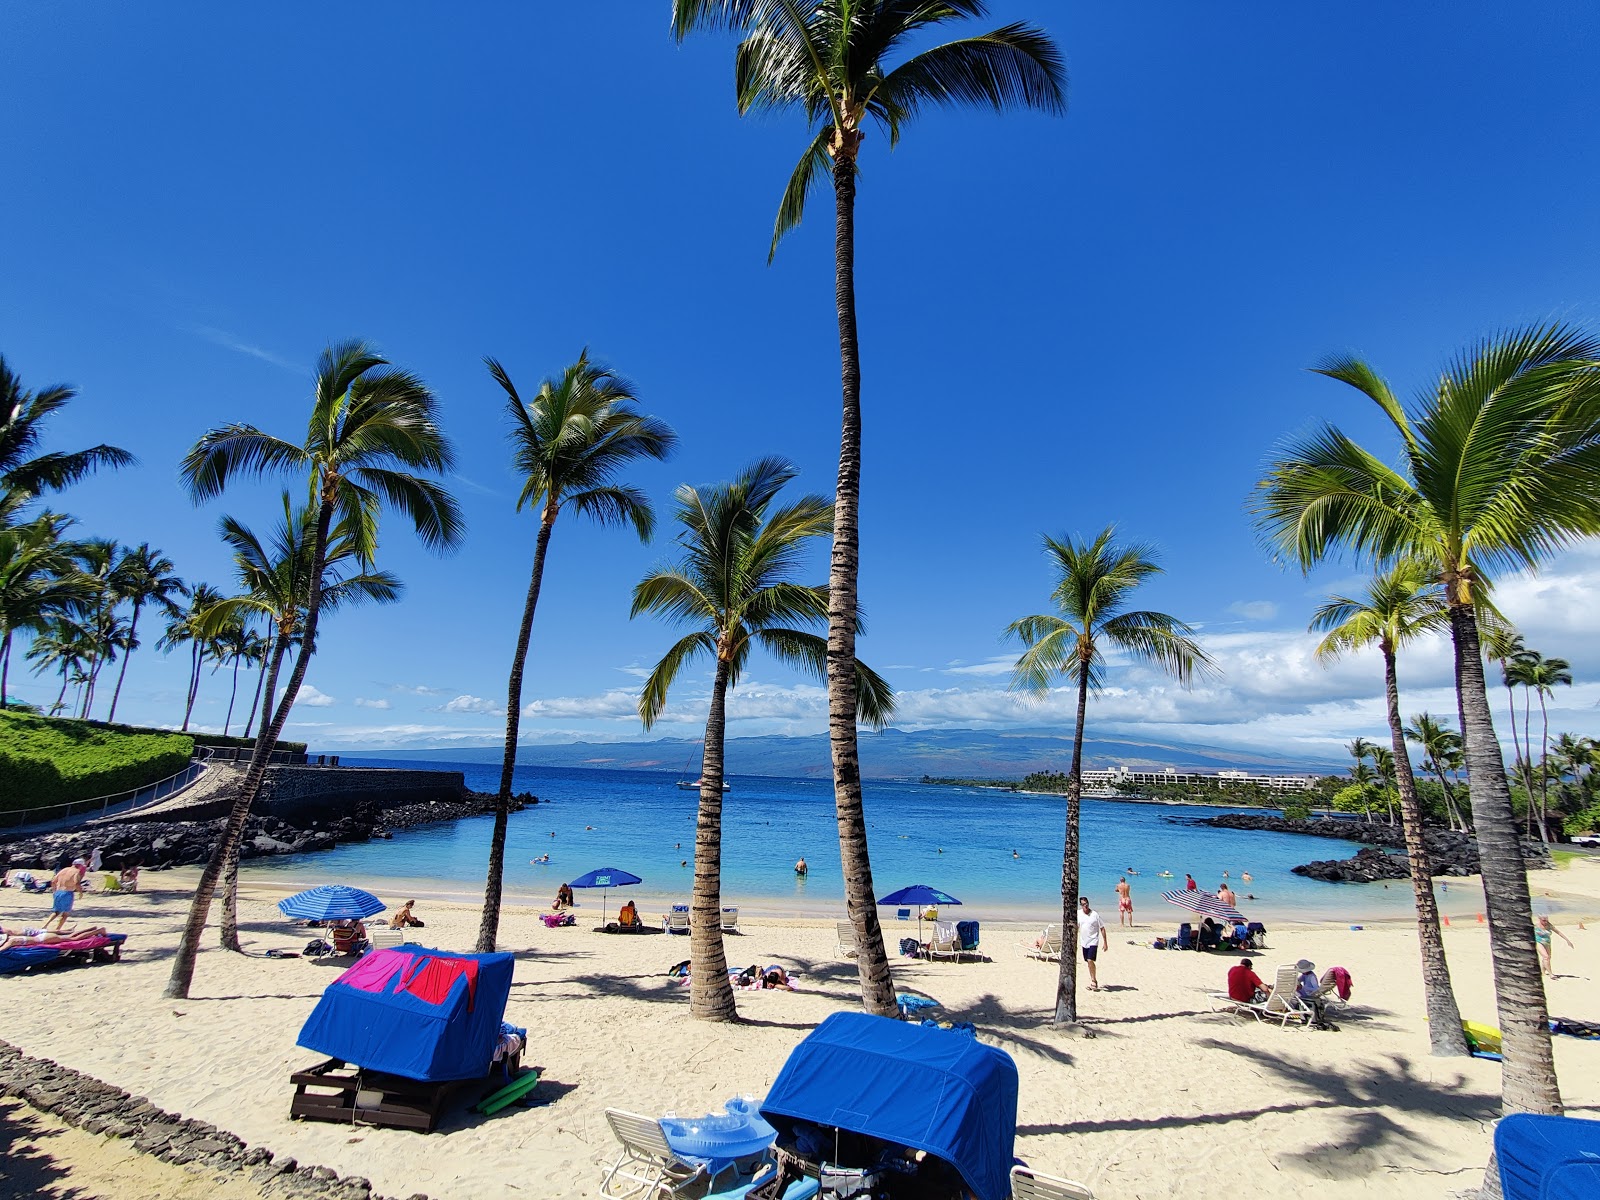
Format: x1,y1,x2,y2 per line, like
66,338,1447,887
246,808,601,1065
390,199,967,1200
672,2,1062,1017
0,512,87,703
23,616,93,715
474,353,676,954
69,537,122,719
0,355,134,512
1510,651,1572,842
105,543,188,723
672,0,1066,1016
1347,736,1375,816
1006,526,1210,1026
1253,323,1600,1117
632,457,894,1020
1485,629,1534,800
1370,746,1399,825
159,584,225,731
165,340,461,998
1310,565,1468,1056
1405,712,1466,831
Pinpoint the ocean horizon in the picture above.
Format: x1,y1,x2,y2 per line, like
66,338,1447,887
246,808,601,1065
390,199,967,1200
237,756,1491,924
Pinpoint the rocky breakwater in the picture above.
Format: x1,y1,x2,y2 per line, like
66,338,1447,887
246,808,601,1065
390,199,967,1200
0,791,534,873
1194,812,1550,883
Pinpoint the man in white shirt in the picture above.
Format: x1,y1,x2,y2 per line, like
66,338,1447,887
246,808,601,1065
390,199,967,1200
1078,895,1109,991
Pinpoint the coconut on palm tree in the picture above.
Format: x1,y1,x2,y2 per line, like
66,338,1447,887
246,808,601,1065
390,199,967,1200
475,353,675,954
165,340,462,998
1006,526,1210,1026
633,457,894,1021
673,0,1066,1018
1253,323,1600,1119
1310,563,1468,1055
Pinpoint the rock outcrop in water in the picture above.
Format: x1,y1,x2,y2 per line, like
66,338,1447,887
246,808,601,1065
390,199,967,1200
0,790,533,874
1193,812,1549,882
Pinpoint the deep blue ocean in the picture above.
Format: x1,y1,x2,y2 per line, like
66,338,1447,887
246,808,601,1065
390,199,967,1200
239,758,1477,922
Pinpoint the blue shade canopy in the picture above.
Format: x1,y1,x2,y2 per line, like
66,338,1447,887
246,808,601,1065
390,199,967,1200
1496,1113,1600,1200
568,867,642,889
760,1012,1018,1200
297,946,515,1082
278,885,385,921
877,884,962,907
1160,888,1245,925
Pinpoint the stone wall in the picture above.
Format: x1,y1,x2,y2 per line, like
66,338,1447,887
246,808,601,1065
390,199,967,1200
255,766,466,819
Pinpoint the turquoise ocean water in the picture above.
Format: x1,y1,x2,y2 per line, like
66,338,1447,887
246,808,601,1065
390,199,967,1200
239,758,1486,924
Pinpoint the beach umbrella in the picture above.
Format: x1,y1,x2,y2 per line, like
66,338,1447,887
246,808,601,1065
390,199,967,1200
1160,888,1246,926
278,885,385,923
568,866,642,923
877,884,962,942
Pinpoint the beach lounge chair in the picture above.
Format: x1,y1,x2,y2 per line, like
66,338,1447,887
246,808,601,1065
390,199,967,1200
896,907,911,921
599,1108,731,1200
1011,1164,1096,1199
1245,921,1268,949
1253,964,1314,1029
662,910,691,935
925,920,972,962
1198,922,1221,952
835,921,859,959
0,932,128,975
368,927,407,951
1175,923,1195,951
720,906,739,933
1023,924,1062,962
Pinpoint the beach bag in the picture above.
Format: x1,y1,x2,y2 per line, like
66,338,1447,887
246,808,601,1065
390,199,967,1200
899,937,920,957
304,938,331,956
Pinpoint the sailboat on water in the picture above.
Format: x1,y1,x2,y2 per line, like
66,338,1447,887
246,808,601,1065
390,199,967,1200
676,742,731,791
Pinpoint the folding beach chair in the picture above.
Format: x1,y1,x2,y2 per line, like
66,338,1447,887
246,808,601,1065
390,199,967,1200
720,906,739,933
599,1108,729,1200
925,920,967,961
1022,924,1062,962
835,921,859,959
896,907,911,921
368,926,407,951
661,910,691,935
1011,1164,1095,1199
1254,964,1314,1029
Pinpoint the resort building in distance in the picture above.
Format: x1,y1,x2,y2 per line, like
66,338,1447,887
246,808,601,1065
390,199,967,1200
1086,766,1320,793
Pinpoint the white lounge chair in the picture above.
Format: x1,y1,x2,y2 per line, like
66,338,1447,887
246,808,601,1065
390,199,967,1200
661,910,691,935
925,919,968,962
599,1108,730,1200
836,921,859,959
720,906,739,933
368,926,408,951
1011,1164,1095,1199
1022,924,1062,962
1253,964,1314,1029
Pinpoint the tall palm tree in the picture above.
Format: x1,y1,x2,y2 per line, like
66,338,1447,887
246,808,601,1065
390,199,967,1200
673,0,1066,1016
0,512,87,703
0,355,134,512
1405,712,1466,831
633,457,894,1021
1510,651,1572,843
159,584,224,731
23,616,92,715
474,353,676,954
1485,629,1534,799
1370,745,1398,825
1006,526,1210,1026
1310,565,1468,1055
105,543,188,723
69,537,121,719
165,340,461,998
1253,323,1600,1117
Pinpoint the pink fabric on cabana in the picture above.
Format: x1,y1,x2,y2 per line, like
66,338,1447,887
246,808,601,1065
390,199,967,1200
46,935,120,952
335,951,408,994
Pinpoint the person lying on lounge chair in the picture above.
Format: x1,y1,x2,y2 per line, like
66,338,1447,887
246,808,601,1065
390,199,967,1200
0,924,110,951
617,901,641,928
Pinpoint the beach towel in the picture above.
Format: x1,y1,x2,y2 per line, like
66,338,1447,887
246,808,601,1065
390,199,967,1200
401,955,481,1010
338,951,409,995
1330,966,1353,1001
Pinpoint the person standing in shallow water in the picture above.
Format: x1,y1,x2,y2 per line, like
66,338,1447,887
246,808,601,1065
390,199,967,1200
794,857,807,876
1185,873,1197,891
1115,876,1134,927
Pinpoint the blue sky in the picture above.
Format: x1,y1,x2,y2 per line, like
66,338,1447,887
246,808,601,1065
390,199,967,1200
4,2,1599,764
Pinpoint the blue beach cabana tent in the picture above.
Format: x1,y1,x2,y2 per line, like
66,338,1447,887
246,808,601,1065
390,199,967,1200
296,946,515,1082
1496,1113,1600,1200
760,1012,1018,1200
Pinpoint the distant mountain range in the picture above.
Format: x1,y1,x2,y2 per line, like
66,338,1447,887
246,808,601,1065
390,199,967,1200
359,727,1343,779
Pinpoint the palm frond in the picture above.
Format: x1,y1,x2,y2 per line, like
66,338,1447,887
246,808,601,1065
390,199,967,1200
1100,611,1213,686
347,467,465,552
180,427,309,502
769,126,834,261
631,569,716,625
873,23,1067,141
568,485,656,541
639,631,715,729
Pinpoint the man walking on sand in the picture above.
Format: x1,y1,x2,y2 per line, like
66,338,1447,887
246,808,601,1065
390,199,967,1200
44,858,85,931
1079,895,1109,991
1115,876,1134,927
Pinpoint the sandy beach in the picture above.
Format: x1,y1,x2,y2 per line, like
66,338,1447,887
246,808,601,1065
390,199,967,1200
1,860,1598,1200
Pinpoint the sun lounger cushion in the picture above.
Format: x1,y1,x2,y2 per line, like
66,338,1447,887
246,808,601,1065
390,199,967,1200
0,933,127,974
1495,1112,1600,1200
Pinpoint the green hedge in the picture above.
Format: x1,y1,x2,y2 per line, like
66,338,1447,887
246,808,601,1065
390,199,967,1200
0,711,196,812
40,716,306,756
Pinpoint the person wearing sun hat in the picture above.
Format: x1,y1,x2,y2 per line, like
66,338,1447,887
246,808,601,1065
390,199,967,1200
1295,958,1338,1030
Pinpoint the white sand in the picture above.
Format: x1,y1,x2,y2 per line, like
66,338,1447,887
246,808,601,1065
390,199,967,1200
2,859,1598,1200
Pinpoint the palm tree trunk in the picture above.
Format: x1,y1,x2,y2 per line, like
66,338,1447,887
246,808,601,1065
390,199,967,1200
1535,691,1552,844
244,646,268,740
108,601,140,723
181,641,199,730
224,653,241,736
53,668,68,715
689,654,739,1021
254,631,289,745
1447,602,1561,1113
1383,645,1468,1055
825,146,895,1018
166,498,336,997
476,510,556,954
0,630,10,705
1054,669,1089,1026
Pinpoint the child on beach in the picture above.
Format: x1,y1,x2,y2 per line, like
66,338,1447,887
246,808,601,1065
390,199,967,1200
1535,916,1573,976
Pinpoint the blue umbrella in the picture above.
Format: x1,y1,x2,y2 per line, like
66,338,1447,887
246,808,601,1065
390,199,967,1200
278,885,385,922
568,866,642,924
878,884,963,941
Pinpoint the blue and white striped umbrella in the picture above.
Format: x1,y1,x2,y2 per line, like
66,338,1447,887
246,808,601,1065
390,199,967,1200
278,885,386,922
1161,888,1246,925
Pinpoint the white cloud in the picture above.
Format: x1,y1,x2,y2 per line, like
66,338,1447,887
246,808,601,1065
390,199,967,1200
522,689,641,721
298,685,336,708
1228,600,1279,621
390,683,451,696
434,694,504,716
942,656,1016,678
354,697,391,710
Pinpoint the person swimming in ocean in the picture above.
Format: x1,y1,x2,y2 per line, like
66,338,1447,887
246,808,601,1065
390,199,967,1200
530,854,551,865
1012,850,1020,859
